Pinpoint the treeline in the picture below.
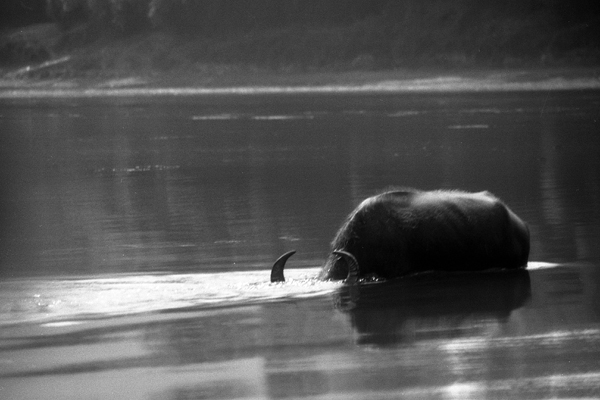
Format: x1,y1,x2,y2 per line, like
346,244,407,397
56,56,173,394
42,0,600,37
47,0,600,66
2,0,599,69
44,0,391,32
0,0,48,28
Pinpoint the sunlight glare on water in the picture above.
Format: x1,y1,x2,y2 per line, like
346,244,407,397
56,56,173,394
0,267,336,325
0,262,554,326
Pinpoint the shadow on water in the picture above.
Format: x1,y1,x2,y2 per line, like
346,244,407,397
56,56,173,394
335,269,531,346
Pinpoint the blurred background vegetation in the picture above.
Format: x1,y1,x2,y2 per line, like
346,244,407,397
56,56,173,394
1,0,599,80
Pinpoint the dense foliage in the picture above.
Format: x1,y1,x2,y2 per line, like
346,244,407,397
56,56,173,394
42,0,390,32
0,0,49,28
1,0,599,70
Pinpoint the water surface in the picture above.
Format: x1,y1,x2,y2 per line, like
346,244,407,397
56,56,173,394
1,90,599,398
1,90,598,277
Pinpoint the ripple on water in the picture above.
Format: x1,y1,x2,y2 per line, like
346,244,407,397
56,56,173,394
0,268,339,326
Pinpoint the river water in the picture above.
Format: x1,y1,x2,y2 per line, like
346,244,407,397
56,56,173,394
1,89,599,398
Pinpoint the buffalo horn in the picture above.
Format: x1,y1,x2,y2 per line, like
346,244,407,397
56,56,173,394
332,250,360,284
270,250,296,282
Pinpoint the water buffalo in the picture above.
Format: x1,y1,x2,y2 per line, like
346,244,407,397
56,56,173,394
271,188,530,283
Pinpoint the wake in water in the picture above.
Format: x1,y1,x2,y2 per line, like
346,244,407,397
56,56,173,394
0,262,558,327
0,268,340,326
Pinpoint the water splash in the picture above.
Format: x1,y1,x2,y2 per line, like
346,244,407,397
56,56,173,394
0,268,339,326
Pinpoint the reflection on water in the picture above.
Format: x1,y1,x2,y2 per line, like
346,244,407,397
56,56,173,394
1,90,600,399
2,265,600,399
335,269,531,346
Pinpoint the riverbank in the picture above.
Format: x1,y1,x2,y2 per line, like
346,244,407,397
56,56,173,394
2,67,600,98
2,17,600,97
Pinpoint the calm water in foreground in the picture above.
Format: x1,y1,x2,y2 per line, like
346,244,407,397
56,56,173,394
1,90,599,398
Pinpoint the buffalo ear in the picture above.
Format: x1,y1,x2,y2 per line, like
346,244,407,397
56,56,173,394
332,250,360,284
270,250,296,282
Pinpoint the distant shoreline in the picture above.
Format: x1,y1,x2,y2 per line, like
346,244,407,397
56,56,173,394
1,67,599,98
3,12,600,99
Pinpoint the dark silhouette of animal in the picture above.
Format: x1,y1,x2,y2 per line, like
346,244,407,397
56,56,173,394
271,188,530,283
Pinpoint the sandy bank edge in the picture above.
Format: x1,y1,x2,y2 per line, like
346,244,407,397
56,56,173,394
1,68,599,98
